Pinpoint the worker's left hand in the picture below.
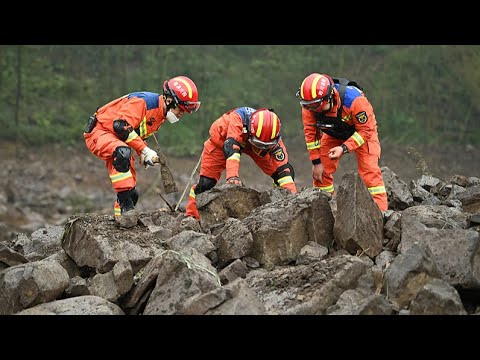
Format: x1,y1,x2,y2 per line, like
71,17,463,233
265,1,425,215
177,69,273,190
328,146,344,160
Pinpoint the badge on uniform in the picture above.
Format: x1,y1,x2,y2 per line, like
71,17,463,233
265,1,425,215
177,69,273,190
274,148,285,161
355,111,368,124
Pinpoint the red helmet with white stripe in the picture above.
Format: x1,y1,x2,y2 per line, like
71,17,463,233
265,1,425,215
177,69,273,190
163,76,201,113
248,108,281,150
296,73,334,112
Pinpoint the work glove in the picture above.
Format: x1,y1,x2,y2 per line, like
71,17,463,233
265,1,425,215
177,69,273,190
226,176,243,186
140,146,158,169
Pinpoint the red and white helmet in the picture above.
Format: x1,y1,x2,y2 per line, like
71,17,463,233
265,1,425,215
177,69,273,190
163,75,201,113
296,73,334,112
248,108,281,150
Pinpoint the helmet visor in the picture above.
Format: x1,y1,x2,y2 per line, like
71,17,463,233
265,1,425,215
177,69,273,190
300,97,328,111
178,100,201,113
248,136,279,151
165,82,201,113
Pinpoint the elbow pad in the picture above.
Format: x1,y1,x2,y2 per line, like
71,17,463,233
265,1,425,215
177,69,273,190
113,119,133,141
223,137,241,159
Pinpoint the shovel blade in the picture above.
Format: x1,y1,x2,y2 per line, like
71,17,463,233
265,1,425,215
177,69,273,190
160,166,178,194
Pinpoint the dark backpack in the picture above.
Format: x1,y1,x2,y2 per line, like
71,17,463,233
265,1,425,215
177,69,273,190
312,77,364,140
331,77,364,104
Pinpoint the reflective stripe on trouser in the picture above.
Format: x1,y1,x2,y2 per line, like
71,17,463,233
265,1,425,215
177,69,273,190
313,134,388,211
114,200,122,217
184,140,225,220
108,154,136,216
356,150,388,211
84,128,137,215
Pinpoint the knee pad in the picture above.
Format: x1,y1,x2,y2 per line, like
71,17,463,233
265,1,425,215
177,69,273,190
112,146,132,173
113,119,133,141
272,163,295,182
195,176,217,195
285,163,295,180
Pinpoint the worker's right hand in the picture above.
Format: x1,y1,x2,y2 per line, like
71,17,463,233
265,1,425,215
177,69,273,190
226,176,243,186
312,163,324,182
140,147,158,169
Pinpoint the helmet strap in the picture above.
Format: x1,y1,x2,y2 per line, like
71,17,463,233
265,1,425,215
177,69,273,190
328,96,334,109
164,95,177,113
243,114,251,134
327,89,335,109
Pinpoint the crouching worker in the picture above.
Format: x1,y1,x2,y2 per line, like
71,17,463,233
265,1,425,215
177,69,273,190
83,75,201,227
185,107,297,221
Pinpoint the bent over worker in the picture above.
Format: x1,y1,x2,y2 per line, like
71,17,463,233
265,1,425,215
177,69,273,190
84,75,201,227
296,73,388,211
185,107,297,220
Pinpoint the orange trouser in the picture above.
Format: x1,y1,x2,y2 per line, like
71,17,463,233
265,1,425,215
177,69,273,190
313,134,388,211
84,129,137,216
185,140,225,220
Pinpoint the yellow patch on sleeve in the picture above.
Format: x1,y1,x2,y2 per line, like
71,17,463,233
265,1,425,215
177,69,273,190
355,111,368,124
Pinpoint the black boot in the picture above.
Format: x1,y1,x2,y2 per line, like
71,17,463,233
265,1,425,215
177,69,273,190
131,187,139,207
116,189,138,228
117,189,136,214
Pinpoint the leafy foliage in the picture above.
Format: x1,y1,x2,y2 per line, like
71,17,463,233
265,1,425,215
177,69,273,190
1,45,478,155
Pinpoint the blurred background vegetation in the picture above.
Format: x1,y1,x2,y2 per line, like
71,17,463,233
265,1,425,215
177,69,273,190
1,45,479,157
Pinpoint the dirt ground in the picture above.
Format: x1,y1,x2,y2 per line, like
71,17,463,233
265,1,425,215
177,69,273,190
1,140,479,228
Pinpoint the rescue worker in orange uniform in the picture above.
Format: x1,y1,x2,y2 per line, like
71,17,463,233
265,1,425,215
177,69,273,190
296,73,388,211
184,107,297,220
84,75,201,227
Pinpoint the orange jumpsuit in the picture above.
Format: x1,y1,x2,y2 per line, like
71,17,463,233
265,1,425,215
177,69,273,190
301,85,388,211
185,107,297,220
84,92,167,216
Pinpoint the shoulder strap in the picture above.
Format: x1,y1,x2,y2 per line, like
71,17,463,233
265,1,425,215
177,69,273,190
233,107,255,134
331,77,364,121
332,77,348,104
332,77,364,104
